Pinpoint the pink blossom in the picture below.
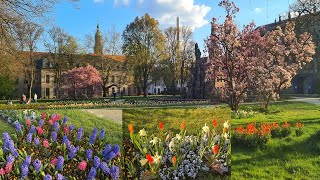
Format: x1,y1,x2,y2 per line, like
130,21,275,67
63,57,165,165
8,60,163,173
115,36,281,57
51,158,57,166
36,126,44,135
43,139,49,148
78,160,87,171
55,114,61,121
41,113,46,119
26,119,31,127
63,126,69,134
0,168,5,175
49,119,54,125
5,162,12,173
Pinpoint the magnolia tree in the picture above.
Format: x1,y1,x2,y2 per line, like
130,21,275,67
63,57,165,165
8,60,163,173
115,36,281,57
60,65,102,99
206,0,315,111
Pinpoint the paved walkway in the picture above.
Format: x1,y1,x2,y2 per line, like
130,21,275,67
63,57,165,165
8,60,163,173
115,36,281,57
287,97,320,105
81,109,122,124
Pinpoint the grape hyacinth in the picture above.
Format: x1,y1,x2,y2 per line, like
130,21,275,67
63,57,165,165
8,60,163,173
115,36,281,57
44,174,52,180
39,119,45,126
89,128,98,145
57,156,64,171
110,165,120,179
87,167,97,180
33,159,42,172
51,131,57,142
26,133,33,143
34,137,40,146
99,129,105,139
100,162,110,175
14,121,22,133
53,122,60,132
24,155,32,165
93,156,101,168
63,116,68,124
63,135,71,149
68,146,78,160
76,127,83,141
69,125,75,130
6,155,15,164
56,173,65,180
29,125,36,134
86,149,93,160
21,164,29,178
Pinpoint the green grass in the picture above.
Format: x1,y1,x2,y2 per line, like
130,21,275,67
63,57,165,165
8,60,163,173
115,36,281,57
0,119,15,135
232,102,320,179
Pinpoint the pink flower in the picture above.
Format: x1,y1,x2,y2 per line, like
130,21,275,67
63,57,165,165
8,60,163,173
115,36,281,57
0,168,5,175
49,119,54,125
56,114,61,121
78,160,87,171
41,113,46,119
26,119,31,127
63,126,69,134
43,139,49,148
51,158,57,166
5,162,12,173
36,126,44,135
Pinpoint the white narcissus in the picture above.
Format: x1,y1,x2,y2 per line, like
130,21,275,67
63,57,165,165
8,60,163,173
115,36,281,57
140,158,148,166
202,124,210,134
150,137,160,146
138,129,147,136
153,152,162,164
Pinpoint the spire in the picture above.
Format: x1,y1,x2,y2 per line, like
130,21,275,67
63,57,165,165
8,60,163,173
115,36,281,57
94,24,103,55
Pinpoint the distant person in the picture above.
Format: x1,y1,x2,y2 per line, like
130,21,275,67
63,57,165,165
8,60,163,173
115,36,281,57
20,94,27,104
113,92,116,100
34,93,38,103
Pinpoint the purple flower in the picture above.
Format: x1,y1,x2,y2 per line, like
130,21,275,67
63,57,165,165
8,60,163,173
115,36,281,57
112,145,120,155
89,128,98,145
24,155,31,165
93,156,100,168
76,127,83,141
110,165,120,179
2,132,12,153
86,149,93,160
26,133,33,143
33,159,42,172
14,121,22,133
63,136,70,150
69,125,75,130
63,117,68,124
87,167,97,180
100,162,110,175
29,125,36,134
44,174,52,180
34,137,40,146
56,173,65,180
21,164,29,178
57,156,64,171
39,119,45,126
53,122,60,132
6,155,15,164
99,129,105,139
51,131,57,142
68,146,78,160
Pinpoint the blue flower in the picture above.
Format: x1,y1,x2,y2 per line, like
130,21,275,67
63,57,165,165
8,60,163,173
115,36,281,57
100,162,110,175
99,129,105,139
14,121,22,133
53,122,60,132
110,165,120,179
44,174,52,180
29,125,36,134
112,145,120,155
6,155,15,164
87,167,97,180
63,116,68,124
68,146,78,160
69,125,75,130
63,135,71,150
57,156,64,171
33,159,42,172
39,119,45,126
86,149,93,160
51,131,57,142
34,137,40,146
89,128,98,145
76,127,83,141
56,173,65,180
24,155,31,165
26,133,33,143
21,164,29,178
93,156,100,168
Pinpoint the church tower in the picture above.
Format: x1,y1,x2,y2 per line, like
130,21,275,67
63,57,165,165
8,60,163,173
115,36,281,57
94,24,103,55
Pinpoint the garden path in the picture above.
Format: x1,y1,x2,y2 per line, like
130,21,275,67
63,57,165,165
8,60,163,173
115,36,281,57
288,97,320,105
81,109,122,124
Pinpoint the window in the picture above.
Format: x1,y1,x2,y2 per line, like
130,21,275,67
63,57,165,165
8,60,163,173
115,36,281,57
46,75,50,83
45,88,50,97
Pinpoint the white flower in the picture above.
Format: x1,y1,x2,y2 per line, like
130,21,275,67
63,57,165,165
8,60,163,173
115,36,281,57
202,123,210,134
223,121,229,129
153,152,162,164
150,137,160,145
223,132,229,139
139,129,147,136
175,134,182,140
169,141,175,151
140,158,148,166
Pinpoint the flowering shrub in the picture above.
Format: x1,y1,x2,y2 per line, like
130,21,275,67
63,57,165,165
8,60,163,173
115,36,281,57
295,122,304,137
123,118,231,179
0,112,121,179
231,110,257,119
232,123,271,149
270,121,291,138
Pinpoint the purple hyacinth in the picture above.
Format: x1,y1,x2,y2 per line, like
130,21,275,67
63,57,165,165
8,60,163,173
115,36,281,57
68,146,78,160
63,136,71,150
2,132,12,153
56,156,64,171
21,164,29,178
39,119,45,126
112,145,120,155
53,122,60,132
100,162,110,175
51,131,57,142
29,125,36,134
102,144,112,160
93,156,101,168
6,155,15,164
56,173,65,180
69,125,75,130
76,127,83,141
44,174,52,180
99,129,105,139
14,121,22,133
34,137,40,146
24,155,32,165
87,167,97,180
89,128,98,145
33,159,42,172
110,165,120,179
62,117,68,124
26,133,33,143
86,149,93,160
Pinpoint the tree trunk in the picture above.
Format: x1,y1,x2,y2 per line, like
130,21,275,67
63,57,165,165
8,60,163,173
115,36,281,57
102,85,107,97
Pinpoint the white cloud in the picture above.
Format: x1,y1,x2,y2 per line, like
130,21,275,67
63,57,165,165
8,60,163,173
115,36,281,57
114,0,130,6
93,0,104,3
254,8,262,14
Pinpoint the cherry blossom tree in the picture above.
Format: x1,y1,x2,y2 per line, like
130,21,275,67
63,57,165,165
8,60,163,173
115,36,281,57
60,65,102,99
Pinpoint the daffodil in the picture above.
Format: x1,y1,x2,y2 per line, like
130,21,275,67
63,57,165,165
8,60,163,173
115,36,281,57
169,141,175,151
139,158,148,166
153,152,162,164
223,121,229,129
175,134,182,140
202,123,210,134
150,137,160,145
138,129,147,136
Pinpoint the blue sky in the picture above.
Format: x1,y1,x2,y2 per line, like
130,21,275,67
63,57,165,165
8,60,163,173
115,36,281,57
49,0,294,54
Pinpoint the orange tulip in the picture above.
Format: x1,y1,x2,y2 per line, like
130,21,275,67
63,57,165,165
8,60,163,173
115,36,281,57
213,117,218,127
159,121,164,131
172,156,177,165
146,154,154,164
180,120,185,130
213,145,219,155
128,124,134,134
223,127,227,133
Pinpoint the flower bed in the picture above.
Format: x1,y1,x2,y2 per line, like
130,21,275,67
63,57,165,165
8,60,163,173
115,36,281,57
231,110,258,119
123,118,231,179
0,112,121,179
270,121,291,138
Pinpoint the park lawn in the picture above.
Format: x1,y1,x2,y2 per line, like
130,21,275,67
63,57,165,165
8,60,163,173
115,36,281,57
34,109,122,146
0,119,15,135
232,101,320,179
